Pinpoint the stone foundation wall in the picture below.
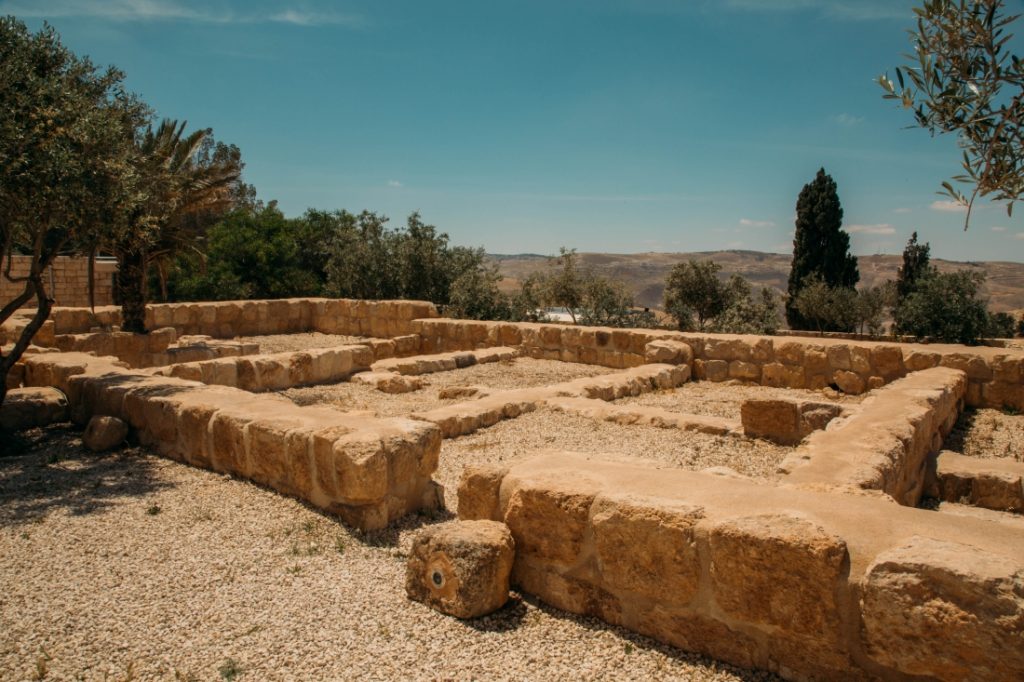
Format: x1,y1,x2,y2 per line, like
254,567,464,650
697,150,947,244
3,298,438,340
0,255,117,310
151,345,374,392
21,352,443,530
459,451,1024,682
780,367,967,506
411,318,1024,410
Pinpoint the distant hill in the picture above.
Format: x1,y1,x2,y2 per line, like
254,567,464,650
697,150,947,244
489,250,1024,313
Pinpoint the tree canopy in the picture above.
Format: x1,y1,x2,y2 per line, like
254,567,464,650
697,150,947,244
786,168,859,331
880,0,1024,226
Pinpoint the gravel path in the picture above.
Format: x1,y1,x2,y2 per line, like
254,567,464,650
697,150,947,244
944,407,1024,461
280,358,615,417
1,429,778,682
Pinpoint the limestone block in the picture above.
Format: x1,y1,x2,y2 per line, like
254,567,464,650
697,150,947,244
804,349,829,374
590,494,703,604
850,347,872,374
826,344,851,371
0,386,69,431
709,514,848,639
351,371,422,394
438,386,487,400
762,362,805,389
940,352,993,381
776,341,805,365
457,465,508,521
728,360,760,381
406,520,515,619
905,350,941,372
936,451,1024,513
504,483,596,564
870,345,905,380
861,536,1024,682
741,399,801,444
704,338,751,362
703,360,728,382
833,369,865,395
867,376,885,390
83,415,128,451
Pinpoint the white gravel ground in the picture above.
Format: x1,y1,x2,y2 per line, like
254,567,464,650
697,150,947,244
614,381,864,419
944,407,1024,462
1,430,779,682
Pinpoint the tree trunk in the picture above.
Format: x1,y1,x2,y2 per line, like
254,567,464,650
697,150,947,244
0,276,51,407
116,245,148,334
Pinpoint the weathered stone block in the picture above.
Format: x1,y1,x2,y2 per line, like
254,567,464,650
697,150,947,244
504,484,596,564
833,369,865,395
709,514,848,638
458,465,508,521
590,494,703,604
728,360,760,381
861,536,1024,682
703,360,728,382
0,386,68,431
83,415,127,451
643,339,693,365
406,520,515,619
741,399,800,444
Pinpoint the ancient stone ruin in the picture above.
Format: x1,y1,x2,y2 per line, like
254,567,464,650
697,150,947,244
3,297,1022,681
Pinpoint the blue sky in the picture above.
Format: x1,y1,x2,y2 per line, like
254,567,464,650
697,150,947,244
6,0,1024,261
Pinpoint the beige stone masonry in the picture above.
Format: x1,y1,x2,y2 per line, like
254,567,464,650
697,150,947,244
0,386,68,430
779,367,967,506
458,450,1024,681
935,450,1024,513
405,520,515,619
411,318,1023,409
51,328,258,369
410,364,690,439
351,371,424,394
546,396,740,436
21,352,442,530
372,347,517,376
740,398,845,445
152,345,373,391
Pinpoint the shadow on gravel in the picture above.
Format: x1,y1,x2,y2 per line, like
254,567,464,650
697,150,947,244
0,424,173,524
941,407,976,453
357,507,458,549
522,594,783,682
462,594,528,633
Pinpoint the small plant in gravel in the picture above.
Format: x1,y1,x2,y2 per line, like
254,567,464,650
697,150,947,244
624,643,634,655
218,658,242,681
334,536,346,554
287,565,303,575
173,670,199,682
146,504,161,516
33,650,49,680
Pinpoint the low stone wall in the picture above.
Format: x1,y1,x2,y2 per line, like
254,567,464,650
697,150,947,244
21,352,442,530
935,451,1024,513
152,345,374,392
412,318,1023,410
780,367,967,506
459,451,1024,682
0,255,117,310
50,328,258,369
5,298,438,340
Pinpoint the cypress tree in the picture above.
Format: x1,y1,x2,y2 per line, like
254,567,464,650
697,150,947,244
785,168,859,330
895,231,933,302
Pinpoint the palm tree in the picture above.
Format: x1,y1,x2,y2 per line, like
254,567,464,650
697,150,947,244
113,120,242,332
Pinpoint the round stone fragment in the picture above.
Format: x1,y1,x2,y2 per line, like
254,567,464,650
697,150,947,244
83,415,129,452
405,520,515,619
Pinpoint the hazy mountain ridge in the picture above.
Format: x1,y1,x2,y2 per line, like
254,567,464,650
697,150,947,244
490,250,1024,313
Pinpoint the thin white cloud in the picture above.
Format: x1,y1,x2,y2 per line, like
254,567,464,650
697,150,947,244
831,113,864,127
847,223,896,235
270,10,361,27
387,180,403,188
0,0,362,26
1015,233,1024,240
991,226,1008,232
893,207,911,214
739,218,775,228
930,200,968,213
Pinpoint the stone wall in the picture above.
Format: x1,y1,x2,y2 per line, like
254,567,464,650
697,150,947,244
21,352,443,530
780,367,967,506
411,318,1024,410
459,451,1024,682
0,256,117,310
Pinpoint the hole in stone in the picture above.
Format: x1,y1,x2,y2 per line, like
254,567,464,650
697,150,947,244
431,570,444,587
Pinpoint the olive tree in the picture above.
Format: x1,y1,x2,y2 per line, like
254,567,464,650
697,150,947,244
0,18,146,404
880,1,1024,226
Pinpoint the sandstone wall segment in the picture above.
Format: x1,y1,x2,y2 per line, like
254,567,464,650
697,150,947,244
780,367,967,506
458,451,1024,682
412,318,1024,410
21,352,443,530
